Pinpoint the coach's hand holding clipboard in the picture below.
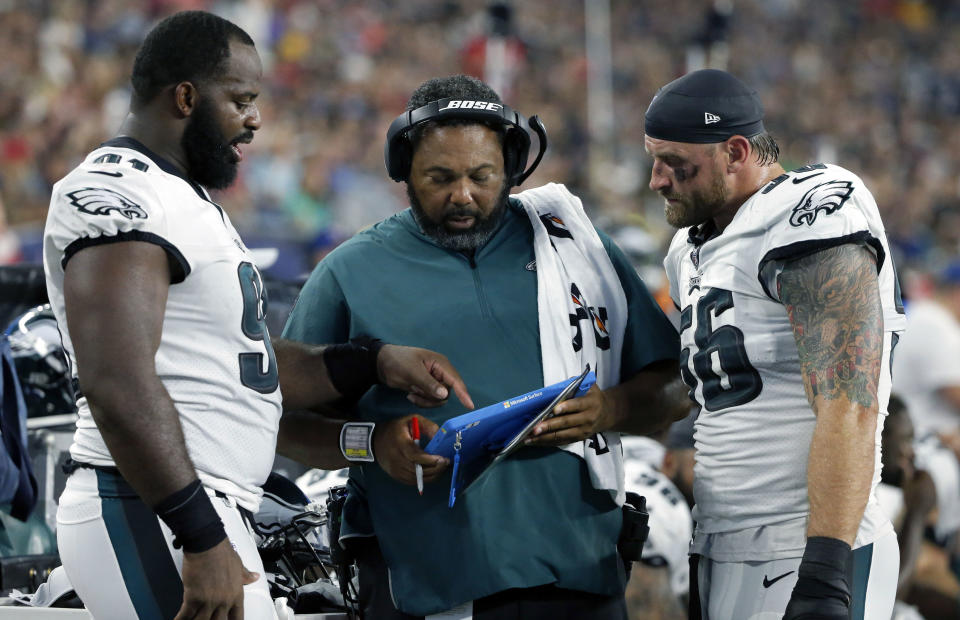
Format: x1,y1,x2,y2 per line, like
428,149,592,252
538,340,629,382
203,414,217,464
424,368,595,507
523,378,618,448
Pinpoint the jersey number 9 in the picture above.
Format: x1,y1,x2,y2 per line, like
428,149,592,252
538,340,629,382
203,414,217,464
238,261,279,394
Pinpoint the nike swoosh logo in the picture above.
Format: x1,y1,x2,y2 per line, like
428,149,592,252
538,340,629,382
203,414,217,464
90,170,123,177
762,570,795,588
792,172,823,184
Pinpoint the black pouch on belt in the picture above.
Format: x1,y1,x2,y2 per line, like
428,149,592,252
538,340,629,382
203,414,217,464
618,491,650,563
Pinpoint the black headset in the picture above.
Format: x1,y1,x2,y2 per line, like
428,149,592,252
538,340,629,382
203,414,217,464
384,98,548,187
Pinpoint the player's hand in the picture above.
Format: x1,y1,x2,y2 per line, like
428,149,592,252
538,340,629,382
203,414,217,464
525,385,616,447
374,414,449,485
376,345,474,410
175,537,258,620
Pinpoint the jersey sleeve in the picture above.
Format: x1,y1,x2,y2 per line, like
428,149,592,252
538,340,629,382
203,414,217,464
757,171,885,303
598,230,680,377
47,164,190,282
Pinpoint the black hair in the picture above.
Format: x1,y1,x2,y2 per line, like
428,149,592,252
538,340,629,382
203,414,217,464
748,132,780,166
887,394,907,418
405,74,506,150
131,11,254,108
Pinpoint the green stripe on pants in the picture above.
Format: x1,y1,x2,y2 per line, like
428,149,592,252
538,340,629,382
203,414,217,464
97,469,184,620
849,542,873,620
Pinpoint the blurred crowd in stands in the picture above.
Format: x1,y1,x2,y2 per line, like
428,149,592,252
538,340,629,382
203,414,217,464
1,0,959,285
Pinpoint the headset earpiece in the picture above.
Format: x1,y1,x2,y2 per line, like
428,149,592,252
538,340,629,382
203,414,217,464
502,125,530,186
385,129,414,183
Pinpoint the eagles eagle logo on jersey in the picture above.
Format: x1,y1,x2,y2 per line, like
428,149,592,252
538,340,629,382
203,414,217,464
789,180,854,227
66,187,147,220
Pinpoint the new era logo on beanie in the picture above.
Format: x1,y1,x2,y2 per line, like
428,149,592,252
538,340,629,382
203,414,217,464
645,69,765,143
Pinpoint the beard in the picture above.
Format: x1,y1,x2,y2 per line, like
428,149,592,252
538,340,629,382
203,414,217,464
408,182,511,252
181,98,249,190
663,167,729,229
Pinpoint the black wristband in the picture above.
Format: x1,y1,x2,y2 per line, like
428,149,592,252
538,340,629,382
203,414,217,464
794,536,853,604
154,479,227,554
323,336,385,400
800,537,852,573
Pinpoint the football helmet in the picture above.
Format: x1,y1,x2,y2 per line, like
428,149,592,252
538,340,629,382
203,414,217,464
295,467,350,500
4,304,75,418
254,472,359,617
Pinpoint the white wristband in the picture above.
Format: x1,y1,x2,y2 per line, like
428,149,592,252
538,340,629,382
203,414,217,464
340,422,376,463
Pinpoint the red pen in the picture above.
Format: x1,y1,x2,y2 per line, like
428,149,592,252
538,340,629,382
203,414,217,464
410,417,424,495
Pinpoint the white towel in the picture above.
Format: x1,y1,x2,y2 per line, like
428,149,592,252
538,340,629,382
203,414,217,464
514,183,628,505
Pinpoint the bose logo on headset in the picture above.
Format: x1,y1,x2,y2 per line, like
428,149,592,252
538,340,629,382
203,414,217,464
439,100,504,112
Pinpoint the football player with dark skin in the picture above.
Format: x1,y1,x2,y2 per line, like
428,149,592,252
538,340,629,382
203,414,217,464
63,15,470,620
879,398,937,599
878,398,960,620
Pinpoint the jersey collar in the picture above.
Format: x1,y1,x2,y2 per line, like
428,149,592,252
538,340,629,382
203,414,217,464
687,218,719,247
100,136,211,203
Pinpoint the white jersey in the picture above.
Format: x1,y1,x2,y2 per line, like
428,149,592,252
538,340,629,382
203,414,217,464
892,299,960,436
874,482,904,525
913,434,960,540
622,437,692,598
664,163,905,558
43,138,283,511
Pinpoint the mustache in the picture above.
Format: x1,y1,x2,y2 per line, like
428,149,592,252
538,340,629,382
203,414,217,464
231,131,254,145
444,207,479,219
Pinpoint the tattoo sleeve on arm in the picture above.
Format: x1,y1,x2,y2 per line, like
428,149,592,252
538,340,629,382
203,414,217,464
777,244,883,409
778,243,884,542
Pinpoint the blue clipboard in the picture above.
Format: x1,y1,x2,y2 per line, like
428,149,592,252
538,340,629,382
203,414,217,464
425,367,594,507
